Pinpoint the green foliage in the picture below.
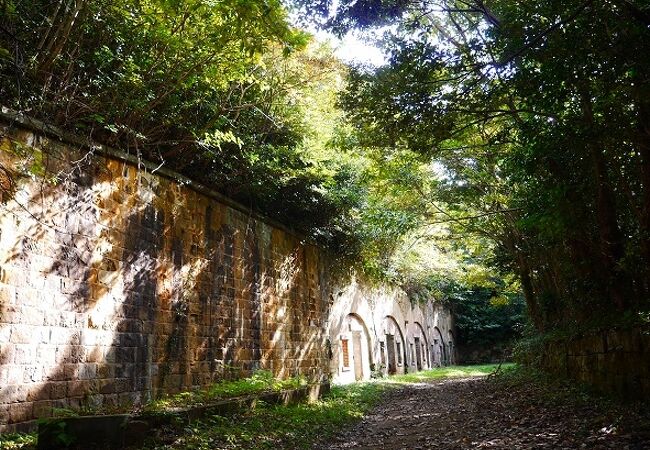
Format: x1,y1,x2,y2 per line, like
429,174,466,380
140,364,494,449
511,332,547,368
1,0,304,141
144,370,307,412
445,281,526,348
0,433,36,450
50,421,75,448
0,0,369,248
141,382,390,449
7,0,648,361
50,407,80,418
299,0,650,333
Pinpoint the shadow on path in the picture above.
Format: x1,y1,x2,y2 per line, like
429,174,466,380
318,377,650,450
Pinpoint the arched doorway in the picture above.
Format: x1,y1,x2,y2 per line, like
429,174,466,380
382,316,405,375
413,322,429,371
432,327,446,367
448,330,455,365
339,314,372,381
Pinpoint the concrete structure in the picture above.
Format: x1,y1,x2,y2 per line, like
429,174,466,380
328,280,454,383
0,113,453,431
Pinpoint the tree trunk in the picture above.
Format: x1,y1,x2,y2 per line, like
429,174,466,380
36,0,87,80
502,231,544,331
517,253,543,331
580,92,628,310
634,82,650,299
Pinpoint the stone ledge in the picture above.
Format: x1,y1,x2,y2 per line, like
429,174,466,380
36,382,330,449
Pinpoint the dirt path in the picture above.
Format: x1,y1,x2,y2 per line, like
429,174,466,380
318,377,650,450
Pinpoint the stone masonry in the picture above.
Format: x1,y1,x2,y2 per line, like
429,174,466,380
0,113,453,431
541,327,650,400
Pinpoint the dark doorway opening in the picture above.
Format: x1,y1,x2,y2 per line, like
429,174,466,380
386,334,396,374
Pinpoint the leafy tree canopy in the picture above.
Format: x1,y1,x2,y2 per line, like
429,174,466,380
5,0,649,342
0,0,366,246
295,0,650,332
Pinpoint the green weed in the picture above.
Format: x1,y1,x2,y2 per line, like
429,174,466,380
144,370,307,412
0,433,37,450
142,382,392,449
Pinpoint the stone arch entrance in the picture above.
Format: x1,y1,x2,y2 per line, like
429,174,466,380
382,316,405,375
339,313,372,381
413,321,429,371
432,327,446,367
448,330,455,365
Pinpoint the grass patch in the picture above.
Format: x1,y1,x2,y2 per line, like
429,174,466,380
1,365,502,450
141,382,391,449
0,433,37,450
144,370,307,412
389,363,512,383
140,364,500,449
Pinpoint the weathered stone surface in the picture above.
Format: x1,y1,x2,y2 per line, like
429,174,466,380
0,118,453,429
542,326,650,400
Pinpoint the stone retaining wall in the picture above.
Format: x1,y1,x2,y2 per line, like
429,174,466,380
0,113,453,430
541,326,650,400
